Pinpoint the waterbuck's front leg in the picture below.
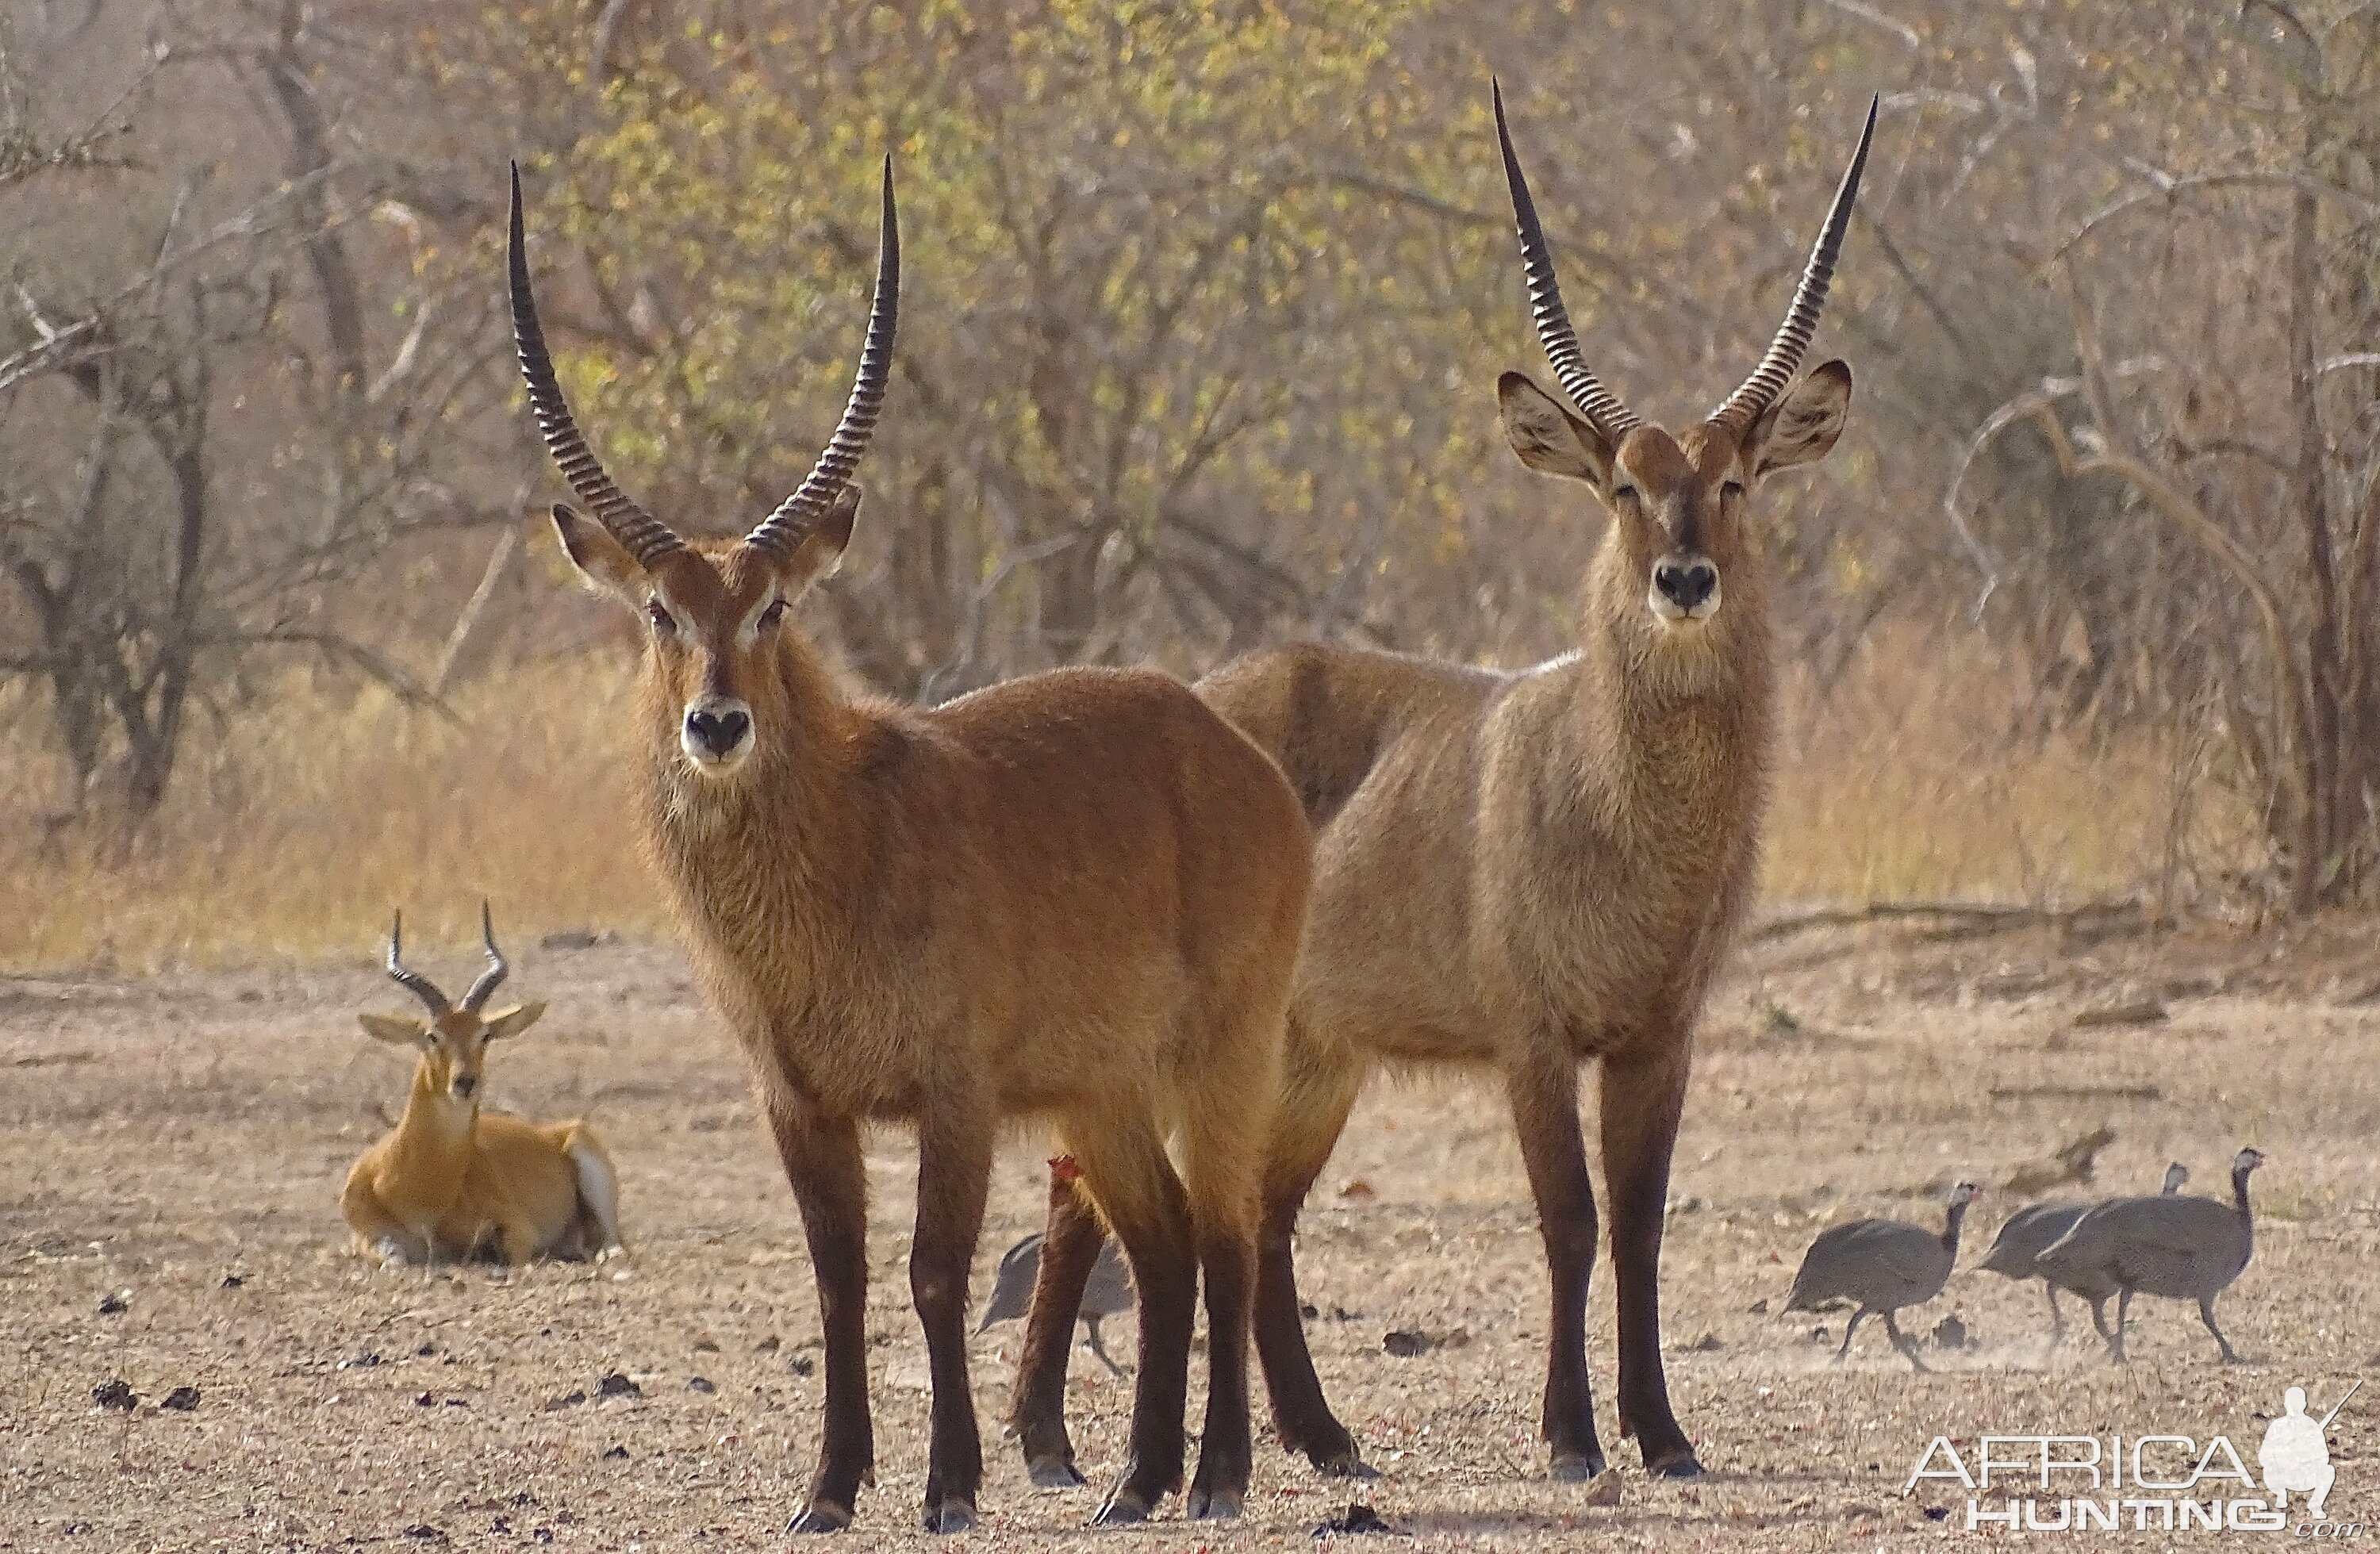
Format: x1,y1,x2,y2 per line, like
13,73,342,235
910,1104,994,1533
769,1097,875,1533
1599,1039,1702,1475
1506,1053,1605,1481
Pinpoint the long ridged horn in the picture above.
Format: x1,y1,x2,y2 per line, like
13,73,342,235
1493,79,1638,443
1709,96,1878,434
746,156,900,558
460,900,509,1013
508,163,684,567
386,911,451,1018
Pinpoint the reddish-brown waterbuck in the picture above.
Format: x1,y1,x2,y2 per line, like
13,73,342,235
1020,85,1875,1484
508,159,1310,1532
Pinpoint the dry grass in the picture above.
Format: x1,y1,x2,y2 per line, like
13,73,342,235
0,628,2259,973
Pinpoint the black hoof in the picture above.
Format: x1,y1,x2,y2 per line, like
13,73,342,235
1317,1448,1381,1482
785,1501,853,1534
1646,1450,1705,1479
922,1500,977,1534
1091,1490,1152,1526
1186,1484,1244,1521
1550,1449,1607,1483
1028,1456,1088,1489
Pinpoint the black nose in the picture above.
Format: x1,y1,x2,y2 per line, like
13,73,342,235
685,707,750,756
452,1074,477,1098
1653,558,1718,611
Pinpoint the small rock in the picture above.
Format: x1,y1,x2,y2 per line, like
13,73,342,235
1583,1469,1623,1506
1300,1302,1319,1320
543,1390,587,1411
788,1355,816,1378
688,1376,716,1394
220,1275,244,1289
596,1372,641,1399
1923,1506,1951,1521
1382,1330,1430,1358
1687,1333,1722,1353
539,928,605,950
1311,1502,1395,1535
1749,1298,1770,1314
693,1338,720,1353
159,1386,200,1411
401,1525,447,1543
97,1292,128,1315
1933,1314,1968,1350
338,1352,382,1370
754,1336,781,1353
416,1392,437,1407
1338,1178,1377,1203
92,1379,136,1410
416,1343,436,1357
602,1445,629,1460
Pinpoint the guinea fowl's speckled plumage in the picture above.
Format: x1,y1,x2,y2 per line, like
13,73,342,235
1981,1161,2186,1345
2035,1148,2263,1362
1786,1182,1979,1372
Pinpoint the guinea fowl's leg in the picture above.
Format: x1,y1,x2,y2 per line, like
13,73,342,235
2198,1296,2242,1364
1882,1310,1929,1373
2044,1285,2065,1348
1082,1315,1127,1379
2109,1290,2132,1363
1833,1310,1864,1364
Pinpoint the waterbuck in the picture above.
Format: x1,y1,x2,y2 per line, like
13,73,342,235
1019,86,1875,1485
509,160,1310,1532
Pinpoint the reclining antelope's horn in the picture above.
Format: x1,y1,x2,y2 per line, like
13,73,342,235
1493,79,1639,443
508,163,685,568
386,911,451,1017
1708,96,1878,434
460,900,509,1013
743,155,900,558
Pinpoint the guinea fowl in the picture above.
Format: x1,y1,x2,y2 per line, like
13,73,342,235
1786,1182,1981,1372
1982,1161,2187,1345
979,1233,1134,1376
2035,1147,2263,1364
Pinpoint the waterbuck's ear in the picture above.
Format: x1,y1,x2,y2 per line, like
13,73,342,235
359,1013,430,1048
550,502,644,601
480,1001,547,1042
1747,359,1852,476
773,486,861,595
1499,372,1614,490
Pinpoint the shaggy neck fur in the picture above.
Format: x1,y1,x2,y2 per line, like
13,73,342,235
1568,535,1775,873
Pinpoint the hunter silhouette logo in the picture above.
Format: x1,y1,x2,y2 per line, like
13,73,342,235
2262,1381,2357,1519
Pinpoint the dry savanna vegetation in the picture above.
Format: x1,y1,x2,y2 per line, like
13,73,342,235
2,0,2377,1550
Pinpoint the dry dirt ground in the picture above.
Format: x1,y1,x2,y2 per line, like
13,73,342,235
5,913,2378,1552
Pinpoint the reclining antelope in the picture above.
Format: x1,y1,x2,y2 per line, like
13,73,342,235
508,159,1309,1533
1020,85,1875,1485
342,904,625,1267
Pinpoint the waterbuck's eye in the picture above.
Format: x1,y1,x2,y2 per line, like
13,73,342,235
646,600,675,636
757,598,789,633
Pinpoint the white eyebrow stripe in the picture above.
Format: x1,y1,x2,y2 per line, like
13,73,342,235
733,589,778,649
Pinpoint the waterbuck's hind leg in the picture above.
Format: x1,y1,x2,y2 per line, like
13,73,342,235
769,1099,875,1534
1252,1038,1370,1478
1507,1054,1606,1483
1012,1178,1107,1488
1600,1042,1702,1475
1068,1120,1196,1526
912,1105,994,1533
